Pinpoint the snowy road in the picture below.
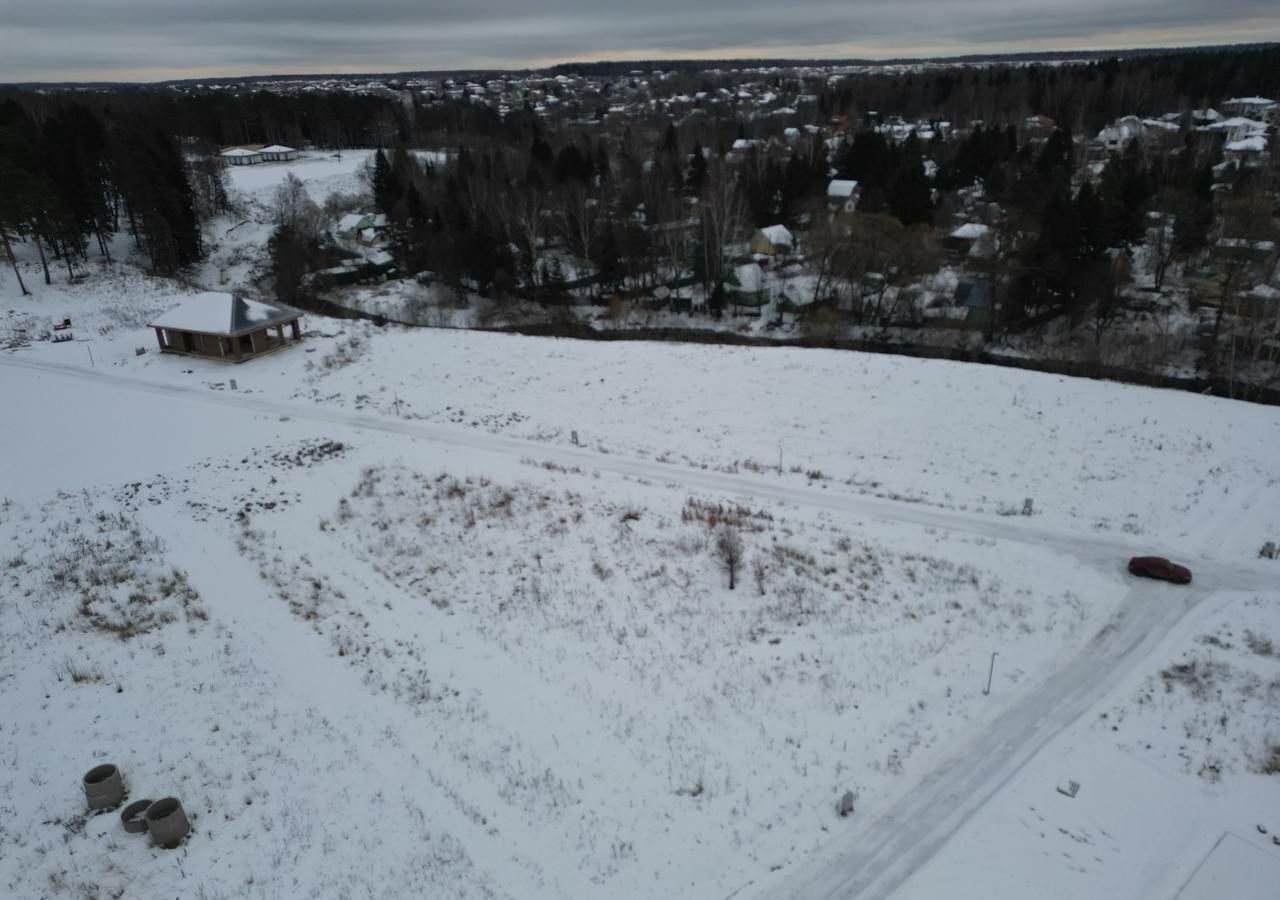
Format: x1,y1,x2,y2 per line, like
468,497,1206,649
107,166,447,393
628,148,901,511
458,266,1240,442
1,356,1266,588
3,355,1273,900
766,581,1211,900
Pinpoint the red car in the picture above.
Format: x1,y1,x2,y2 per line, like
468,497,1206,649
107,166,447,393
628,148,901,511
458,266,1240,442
1128,556,1192,584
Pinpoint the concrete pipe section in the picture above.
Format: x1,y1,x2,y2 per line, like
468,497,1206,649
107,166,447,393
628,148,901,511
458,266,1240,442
145,797,191,848
83,764,126,811
120,799,153,834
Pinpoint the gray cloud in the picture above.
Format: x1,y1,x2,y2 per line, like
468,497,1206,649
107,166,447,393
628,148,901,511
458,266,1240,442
1,0,1277,82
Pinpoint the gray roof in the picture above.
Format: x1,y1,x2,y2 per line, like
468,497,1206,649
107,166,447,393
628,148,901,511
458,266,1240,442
230,296,300,335
151,292,301,336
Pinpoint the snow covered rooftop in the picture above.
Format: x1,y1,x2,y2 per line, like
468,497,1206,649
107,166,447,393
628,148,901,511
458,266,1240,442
1226,136,1268,153
732,262,766,292
1217,237,1276,252
950,223,991,240
150,292,300,336
827,179,859,198
220,148,261,158
259,144,297,154
1096,117,1144,144
758,224,794,246
1212,117,1267,132
336,213,373,233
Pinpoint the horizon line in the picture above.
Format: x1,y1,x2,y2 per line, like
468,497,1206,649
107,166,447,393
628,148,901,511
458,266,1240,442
4,39,1277,89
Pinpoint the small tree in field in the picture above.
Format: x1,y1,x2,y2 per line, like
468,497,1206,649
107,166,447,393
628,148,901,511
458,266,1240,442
715,526,744,590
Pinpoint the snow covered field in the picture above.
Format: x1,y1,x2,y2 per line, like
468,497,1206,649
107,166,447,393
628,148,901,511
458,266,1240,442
890,591,1280,900
1,151,1278,900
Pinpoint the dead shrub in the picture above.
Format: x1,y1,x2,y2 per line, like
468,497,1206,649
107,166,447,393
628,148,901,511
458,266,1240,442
1244,631,1275,657
1160,659,1228,702
1259,743,1280,775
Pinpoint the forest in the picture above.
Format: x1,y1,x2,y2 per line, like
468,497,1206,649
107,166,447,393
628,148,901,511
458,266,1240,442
1,45,1277,384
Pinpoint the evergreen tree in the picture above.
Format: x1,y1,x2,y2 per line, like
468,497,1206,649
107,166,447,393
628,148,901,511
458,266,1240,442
372,149,392,214
1097,141,1151,247
685,141,707,195
1074,182,1105,261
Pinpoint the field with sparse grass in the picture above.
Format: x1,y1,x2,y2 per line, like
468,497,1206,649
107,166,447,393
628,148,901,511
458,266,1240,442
0,418,1126,900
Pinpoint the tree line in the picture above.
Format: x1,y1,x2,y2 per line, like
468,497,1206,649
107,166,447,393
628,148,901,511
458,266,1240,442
3,44,1276,366
0,97,210,288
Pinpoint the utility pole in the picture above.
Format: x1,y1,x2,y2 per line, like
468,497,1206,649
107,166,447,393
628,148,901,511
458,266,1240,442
983,652,998,696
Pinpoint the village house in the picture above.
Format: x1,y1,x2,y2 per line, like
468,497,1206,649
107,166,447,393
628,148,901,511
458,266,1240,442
750,224,794,257
947,222,995,260
1224,134,1269,167
259,144,300,162
1210,116,1269,144
1092,116,1181,156
220,147,264,166
334,213,389,243
150,293,303,362
1222,97,1280,125
826,179,860,215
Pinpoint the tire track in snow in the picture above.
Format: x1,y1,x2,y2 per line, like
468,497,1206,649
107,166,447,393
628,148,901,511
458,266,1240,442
2,356,1268,589
765,585,1209,900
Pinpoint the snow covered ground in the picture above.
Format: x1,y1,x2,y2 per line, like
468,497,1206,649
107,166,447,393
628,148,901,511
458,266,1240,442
0,356,1128,900
1,151,1278,900
888,591,1280,900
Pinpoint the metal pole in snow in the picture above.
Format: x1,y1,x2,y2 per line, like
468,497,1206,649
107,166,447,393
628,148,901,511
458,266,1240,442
86,345,94,367
983,652,998,695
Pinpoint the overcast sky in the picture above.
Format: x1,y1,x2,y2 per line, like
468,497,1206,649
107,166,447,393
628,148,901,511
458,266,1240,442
1,0,1277,83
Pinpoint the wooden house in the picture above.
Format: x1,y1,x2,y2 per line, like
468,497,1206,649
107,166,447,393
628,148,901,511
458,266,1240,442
749,225,794,257
150,293,303,362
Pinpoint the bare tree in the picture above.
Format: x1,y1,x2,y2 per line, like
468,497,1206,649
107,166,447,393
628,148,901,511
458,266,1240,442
1083,253,1129,353
0,226,28,296
499,187,549,288
557,182,605,268
837,213,939,323
273,173,324,242
700,157,744,295
1207,194,1280,389
642,169,693,288
714,526,744,591
805,209,853,307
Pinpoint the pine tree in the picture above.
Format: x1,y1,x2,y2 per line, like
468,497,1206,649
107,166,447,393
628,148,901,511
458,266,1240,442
372,149,392,214
685,142,707,195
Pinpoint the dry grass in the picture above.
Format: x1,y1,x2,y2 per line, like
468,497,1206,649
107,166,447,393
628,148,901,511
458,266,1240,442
1244,631,1275,657
1159,660,1229,702
312,333,367,372
681,497,773,532
1260,743,1280,775
46,511,206,640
